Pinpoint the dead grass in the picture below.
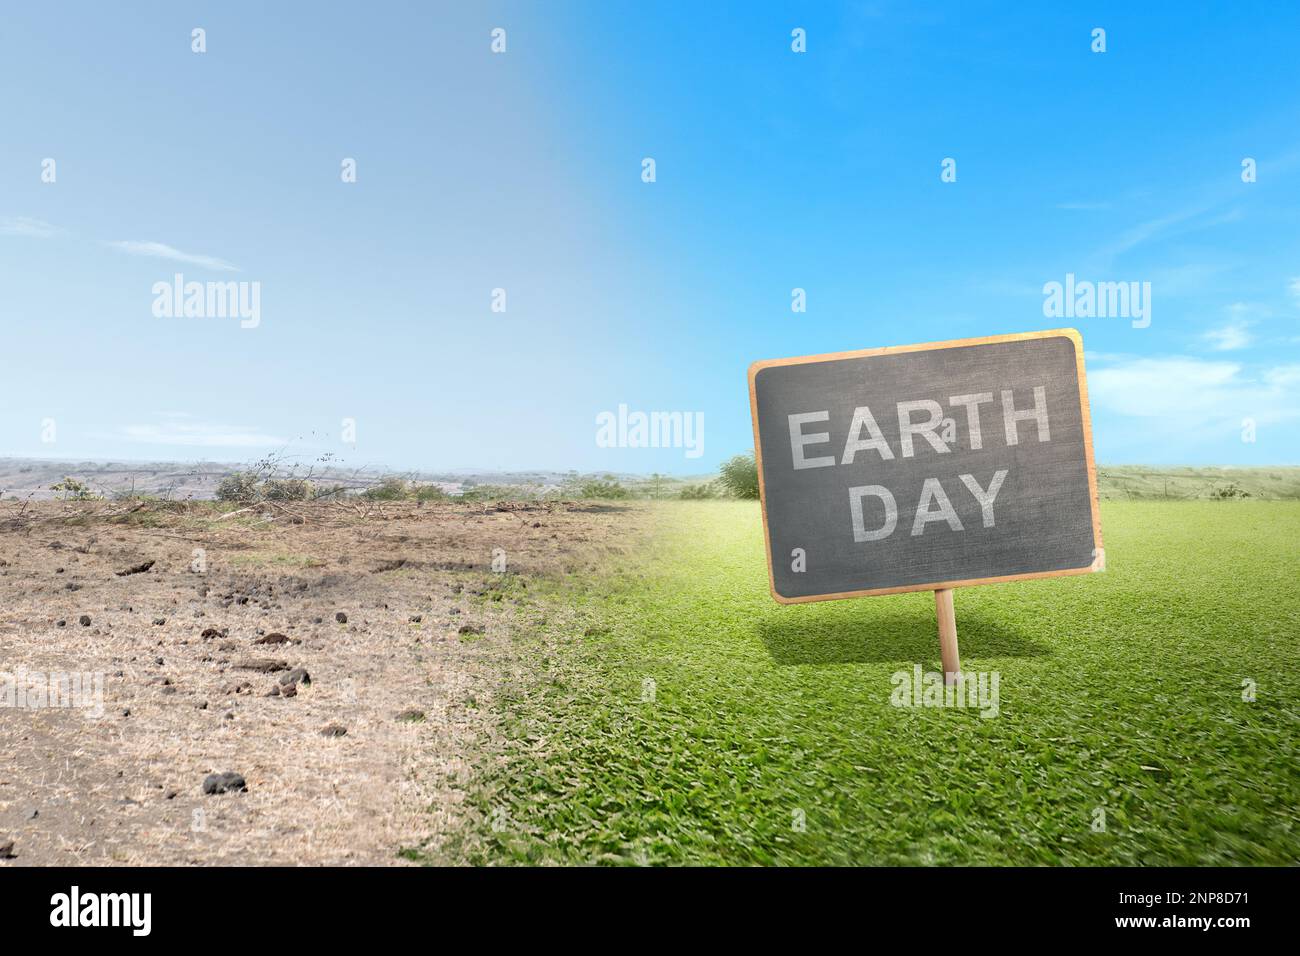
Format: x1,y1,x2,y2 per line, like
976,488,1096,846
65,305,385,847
0,498,653,866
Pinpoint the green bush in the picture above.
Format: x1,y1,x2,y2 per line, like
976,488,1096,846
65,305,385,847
262,478,312,501
413,483,449,502
679,481,718,500
457,484,530,502
717,453,760,499
49,477,99,501
578,477,630,500
363,478,409,501
1210,482,1251,500
215,472,260,503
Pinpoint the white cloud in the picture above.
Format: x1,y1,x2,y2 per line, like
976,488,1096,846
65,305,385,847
1264,364,1300,389
1203,321,1253,351
1056,201,1111,211
105,240,239,272
0,216,62,238
1089,356,1300,431
1289,277,1300,306
118,417,283,448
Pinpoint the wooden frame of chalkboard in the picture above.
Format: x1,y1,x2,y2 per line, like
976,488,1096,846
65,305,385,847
747,328,1104,606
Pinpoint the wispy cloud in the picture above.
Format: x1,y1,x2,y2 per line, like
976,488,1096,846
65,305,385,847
116,415,283,448
0,216,62,238
1288,277,1300,306
105,240,239,272
1,220,242,275
1088,147,1300,267
1095,203,1214,262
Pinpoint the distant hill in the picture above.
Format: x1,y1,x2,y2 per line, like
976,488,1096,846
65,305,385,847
2,457,1295,502
0,457,708,501
1096,465,1300,500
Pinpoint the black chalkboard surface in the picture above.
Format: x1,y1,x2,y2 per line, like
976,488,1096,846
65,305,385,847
748,329,1103,603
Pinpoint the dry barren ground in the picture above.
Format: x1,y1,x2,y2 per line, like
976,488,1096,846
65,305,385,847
0,498,647,866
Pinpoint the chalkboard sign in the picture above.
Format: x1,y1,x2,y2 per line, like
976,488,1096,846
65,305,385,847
748,329,1103,604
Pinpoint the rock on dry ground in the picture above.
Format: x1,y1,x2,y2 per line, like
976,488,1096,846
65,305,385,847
0,498,646,865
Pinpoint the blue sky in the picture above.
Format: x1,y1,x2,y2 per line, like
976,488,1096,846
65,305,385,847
2,1,1298,473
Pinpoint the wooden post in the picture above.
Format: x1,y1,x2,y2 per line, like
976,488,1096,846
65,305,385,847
934,588,960,686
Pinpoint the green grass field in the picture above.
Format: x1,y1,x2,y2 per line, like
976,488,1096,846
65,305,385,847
463,500,1299,866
